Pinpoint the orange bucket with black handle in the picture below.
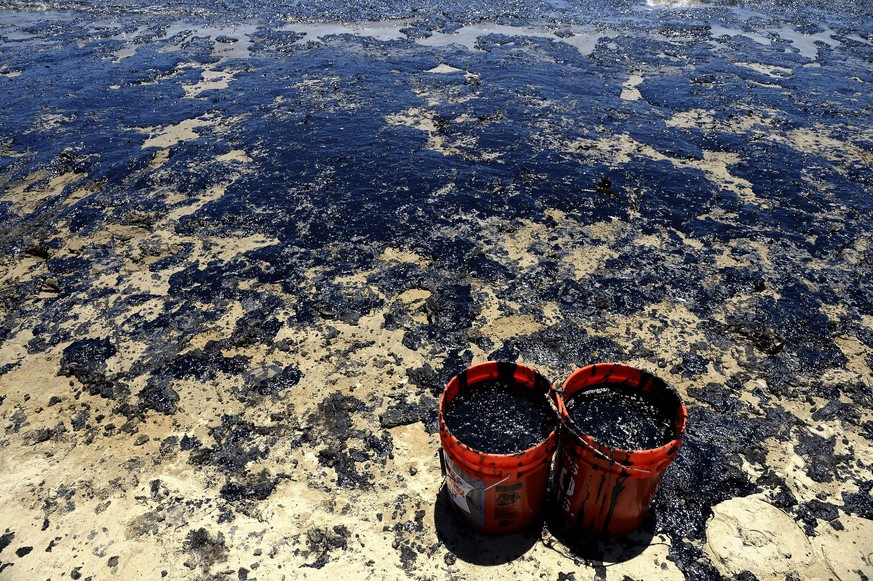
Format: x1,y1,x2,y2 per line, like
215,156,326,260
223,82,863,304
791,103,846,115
552,363,687,537
438,361,560,534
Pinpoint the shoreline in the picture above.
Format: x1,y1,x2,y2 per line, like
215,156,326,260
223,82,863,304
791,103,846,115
1,1,871,578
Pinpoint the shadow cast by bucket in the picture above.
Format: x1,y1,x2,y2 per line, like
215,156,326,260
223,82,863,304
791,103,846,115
542,500,657,564
434,485,541,565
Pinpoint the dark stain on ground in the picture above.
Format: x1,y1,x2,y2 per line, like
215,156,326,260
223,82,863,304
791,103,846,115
39,484,77,521
243,363,302,398
300,525,350,569
301,392,394,489
26,422,67,445
406,362,453,399
648,398,779,574
219,471,278,502
165,343,250,383
137,380,180,415
183,527,228,571
0,363,18,378
0,530,13,554
841,480,873,520
379,392,438,430
189,415,271,474
384,495,439,571
59,338,119,399
489,323,625,378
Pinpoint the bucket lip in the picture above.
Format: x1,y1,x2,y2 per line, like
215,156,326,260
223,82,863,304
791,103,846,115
442,423,559,461
556,362,688,461
560,418,683,463
438,361,561,461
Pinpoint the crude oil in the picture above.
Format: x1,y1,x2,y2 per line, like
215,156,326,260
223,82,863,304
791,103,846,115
566,384,675,451
444,380,556,455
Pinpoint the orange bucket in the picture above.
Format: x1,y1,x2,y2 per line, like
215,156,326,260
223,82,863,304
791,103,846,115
438,361,559,534
552,363,687,537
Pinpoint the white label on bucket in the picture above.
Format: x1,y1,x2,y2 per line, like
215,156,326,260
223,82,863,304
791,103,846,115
446,462,474,512
444,456,483,524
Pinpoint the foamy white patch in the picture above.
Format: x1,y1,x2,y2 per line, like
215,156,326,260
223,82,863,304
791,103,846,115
562,32,605,55
281,21,409,44
426,64,465,74
112,47,137,61
183,68,238,98
0,9,73,28
152,22,259,60
734,61,793,78
1,29,38,41
645,0,702,7
774,26,839,60
417,24,606,56
709,22,843,60
846,34,871,45
709,24,772,47
620,73,644,101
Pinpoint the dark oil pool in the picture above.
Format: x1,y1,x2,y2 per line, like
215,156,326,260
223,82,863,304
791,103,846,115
444,380,557,455
565,384,675,452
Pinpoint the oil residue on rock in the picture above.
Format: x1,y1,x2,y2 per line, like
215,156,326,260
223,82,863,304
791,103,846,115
443,380,556,455
566,384,675,452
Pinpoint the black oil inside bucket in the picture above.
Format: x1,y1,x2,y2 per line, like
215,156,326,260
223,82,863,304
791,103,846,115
565,383,675,451
444,380,555,455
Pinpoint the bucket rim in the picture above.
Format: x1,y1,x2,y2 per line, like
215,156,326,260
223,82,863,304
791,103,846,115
556,363,687,470
438,361,561,465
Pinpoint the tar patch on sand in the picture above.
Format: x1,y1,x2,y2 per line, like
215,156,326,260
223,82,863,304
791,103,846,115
1,0,872,579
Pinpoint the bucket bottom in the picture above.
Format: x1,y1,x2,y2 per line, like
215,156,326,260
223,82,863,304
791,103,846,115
552,441,667,537
543,498,658,561
434,486,541,564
